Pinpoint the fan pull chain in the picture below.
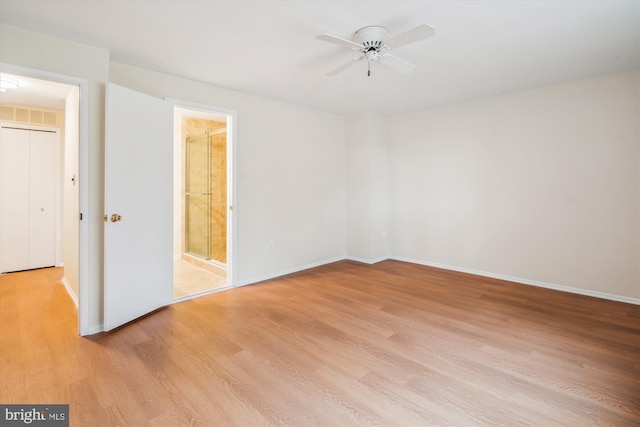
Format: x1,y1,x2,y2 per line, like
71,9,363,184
368,61,371,77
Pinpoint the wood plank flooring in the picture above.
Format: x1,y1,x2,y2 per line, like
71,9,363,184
1,260,639,426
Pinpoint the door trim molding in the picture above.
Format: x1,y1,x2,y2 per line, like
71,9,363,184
166,98,238,289
1,62,90,335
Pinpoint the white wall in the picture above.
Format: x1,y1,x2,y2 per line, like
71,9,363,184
346,113,389,262
390,70,640,299
109,62,347,286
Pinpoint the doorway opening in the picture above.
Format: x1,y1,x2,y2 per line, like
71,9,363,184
0,68,86,333
173,106,233,300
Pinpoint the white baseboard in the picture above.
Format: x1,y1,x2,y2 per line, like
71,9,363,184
61,276,79,307
80,254,637,336
235,256,345,287
391,256,640,306
237,254,640,305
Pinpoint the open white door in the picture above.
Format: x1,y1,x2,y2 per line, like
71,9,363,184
104,83,173,331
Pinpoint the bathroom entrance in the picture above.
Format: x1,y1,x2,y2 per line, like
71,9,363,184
173,107,233,299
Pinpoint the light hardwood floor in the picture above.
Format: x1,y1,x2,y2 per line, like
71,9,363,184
1,261,639,426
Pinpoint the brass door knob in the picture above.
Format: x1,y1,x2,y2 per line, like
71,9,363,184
111,214,122,222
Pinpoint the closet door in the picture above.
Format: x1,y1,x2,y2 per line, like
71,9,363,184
0,127,31,273
0,126,58,273
29,130,57,268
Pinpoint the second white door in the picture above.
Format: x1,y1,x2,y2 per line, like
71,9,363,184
103,83,174,331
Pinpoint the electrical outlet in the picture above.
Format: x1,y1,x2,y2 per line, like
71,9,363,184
268,240,275,252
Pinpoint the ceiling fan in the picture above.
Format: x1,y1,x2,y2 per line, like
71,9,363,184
316,24,435,77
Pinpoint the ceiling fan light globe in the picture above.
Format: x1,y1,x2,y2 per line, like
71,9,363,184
365,51,379,61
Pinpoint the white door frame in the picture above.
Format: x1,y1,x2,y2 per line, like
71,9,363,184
168,98,237,288
0,62,90,335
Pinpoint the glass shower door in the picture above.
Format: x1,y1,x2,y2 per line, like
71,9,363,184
185,132,210,259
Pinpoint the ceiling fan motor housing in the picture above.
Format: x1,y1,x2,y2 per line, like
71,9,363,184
354,26,389,52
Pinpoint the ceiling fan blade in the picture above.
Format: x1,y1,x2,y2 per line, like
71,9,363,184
380,54,416,74
316,34,362,49
326,56,364,76
385,24,435,49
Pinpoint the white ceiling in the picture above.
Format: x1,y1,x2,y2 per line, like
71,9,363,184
0,72,73,110
0,0,638,115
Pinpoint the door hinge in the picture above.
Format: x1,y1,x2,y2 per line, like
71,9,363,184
80,212,83,220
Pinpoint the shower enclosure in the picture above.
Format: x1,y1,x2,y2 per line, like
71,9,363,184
184,126,227,266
